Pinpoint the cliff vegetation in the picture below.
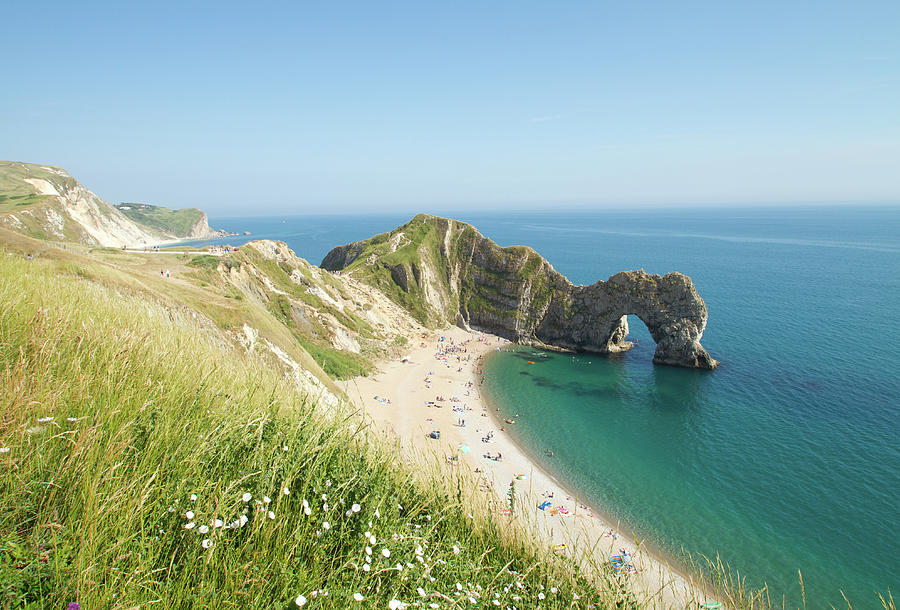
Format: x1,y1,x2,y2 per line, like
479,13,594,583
115,202,212,239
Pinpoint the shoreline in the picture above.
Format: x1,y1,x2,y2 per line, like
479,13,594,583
477,348,710,601
342,326,714,608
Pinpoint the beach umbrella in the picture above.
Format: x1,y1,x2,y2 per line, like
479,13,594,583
459,444,470,454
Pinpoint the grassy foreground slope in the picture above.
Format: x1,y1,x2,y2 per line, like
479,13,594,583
0,252,621,609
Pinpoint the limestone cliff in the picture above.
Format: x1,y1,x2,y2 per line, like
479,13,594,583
322,214,717,369
0,161,221,246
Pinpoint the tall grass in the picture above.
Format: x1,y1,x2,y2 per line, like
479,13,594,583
0,254,622,608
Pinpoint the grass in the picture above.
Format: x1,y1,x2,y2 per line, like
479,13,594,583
1,234,893,609
115,203,207,238
0,161,74,214
187,254,238,271
0,252,617,608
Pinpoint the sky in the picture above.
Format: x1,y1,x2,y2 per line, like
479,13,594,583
2,0,899,214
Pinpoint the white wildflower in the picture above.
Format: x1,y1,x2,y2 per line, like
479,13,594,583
550,586,558,593
369,535,377,544
366,546,372,555
353,592,364,602
453,545,460,555
417,587,426,598
239,515,249,527
0,447,9,454
185,511,194,520
325,479,332,487
37,417,54,423
190,494,197,501
264,495,271,504
283,445,289,451
352,503,361,513
456,583,463,591
242,492,252,502
268,511,275,520
283,487,290,495
184,522,195,529
201,538,211,549
198,525,209,534
362,563,370,572
374,508,380,517
381,548,390,557
67,417,80,422
389,600,405,609
295,594,307,606
323,521,330,530
214,518,224,528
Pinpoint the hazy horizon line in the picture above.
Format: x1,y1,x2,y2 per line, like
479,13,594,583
204,199,900,219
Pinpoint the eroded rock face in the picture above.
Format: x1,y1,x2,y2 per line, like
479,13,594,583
322,215,718,369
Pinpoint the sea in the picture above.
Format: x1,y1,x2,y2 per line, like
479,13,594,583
179,206,900,608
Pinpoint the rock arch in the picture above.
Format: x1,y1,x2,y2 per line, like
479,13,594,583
526,270,718,369
322,215,718,370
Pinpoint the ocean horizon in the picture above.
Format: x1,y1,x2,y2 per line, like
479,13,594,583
180,205,899,608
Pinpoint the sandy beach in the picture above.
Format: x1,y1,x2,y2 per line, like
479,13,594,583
342,325,714,609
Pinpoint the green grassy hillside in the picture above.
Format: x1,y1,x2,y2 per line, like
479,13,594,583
0,161,63,213
0,252,616,609
115,203,207,237
322,214,556,330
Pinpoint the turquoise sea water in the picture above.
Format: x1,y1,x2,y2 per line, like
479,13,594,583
185,207,900,607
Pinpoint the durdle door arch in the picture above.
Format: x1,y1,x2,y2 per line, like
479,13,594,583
527,270,719,370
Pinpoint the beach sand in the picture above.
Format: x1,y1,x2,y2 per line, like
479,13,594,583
342,325,712,609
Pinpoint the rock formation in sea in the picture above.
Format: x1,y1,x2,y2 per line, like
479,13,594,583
322,214,718,369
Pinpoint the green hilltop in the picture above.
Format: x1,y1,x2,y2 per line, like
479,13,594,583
0,161,65,214
115,202,210,239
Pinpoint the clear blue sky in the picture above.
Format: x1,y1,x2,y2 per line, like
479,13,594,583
2,0,898,214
